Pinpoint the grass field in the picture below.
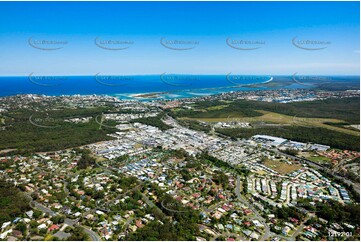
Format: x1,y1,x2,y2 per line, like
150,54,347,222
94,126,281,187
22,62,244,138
205,105,229,111
301,152,332,165
264,159,302,175
181,110,360,136
307,156,332,164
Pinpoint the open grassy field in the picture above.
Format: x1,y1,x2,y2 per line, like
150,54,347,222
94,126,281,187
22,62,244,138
205,105,229,111
307,156,332,164
300,151,332,165
264,159,302,175
181,110,359,136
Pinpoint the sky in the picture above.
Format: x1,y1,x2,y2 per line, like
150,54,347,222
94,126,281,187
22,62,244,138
0,1,359,76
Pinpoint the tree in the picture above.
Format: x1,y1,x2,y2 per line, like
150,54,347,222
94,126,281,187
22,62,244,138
68,226,89,241
15,222,27,233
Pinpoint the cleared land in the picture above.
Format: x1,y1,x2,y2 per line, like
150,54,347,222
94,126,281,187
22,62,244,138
264,159,302,175
301,151,332,165
307,156,332,164
205,105,229,111
181,110,359,136
172,98,360,151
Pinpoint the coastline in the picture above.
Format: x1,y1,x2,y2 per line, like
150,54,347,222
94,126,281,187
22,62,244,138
0,75,359,100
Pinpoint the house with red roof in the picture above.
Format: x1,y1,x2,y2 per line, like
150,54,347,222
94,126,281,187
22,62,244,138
136,220,144,228
48,224,60,232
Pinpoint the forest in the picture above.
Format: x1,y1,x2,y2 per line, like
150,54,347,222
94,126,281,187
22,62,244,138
0,180,30,224
0,107,117,153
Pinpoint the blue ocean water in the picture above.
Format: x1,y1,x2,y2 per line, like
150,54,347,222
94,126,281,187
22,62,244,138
0,75,357,100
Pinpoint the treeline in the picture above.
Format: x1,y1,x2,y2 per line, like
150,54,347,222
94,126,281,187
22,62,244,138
67,226,89,241
177,119,211,132
126,183,200,241
317,81,360,91
126,219,198,241
316,200,359,225
76,149,96,169
199,153,250,176
252,97,360,124
0,180,30,224
273,205,305,221
172,100,262,119
131,114,172,131
324,122,360,131
295,198,360,225
216,126,359,151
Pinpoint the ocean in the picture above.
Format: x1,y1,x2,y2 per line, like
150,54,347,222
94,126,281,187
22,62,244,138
0,75,357,100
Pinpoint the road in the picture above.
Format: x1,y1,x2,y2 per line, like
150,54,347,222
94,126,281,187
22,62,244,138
82,226,101,241
344,162,359,169
290,223,306,240
236,176,271,240
289,214,315,240
141,193,164,215
27,193,101,241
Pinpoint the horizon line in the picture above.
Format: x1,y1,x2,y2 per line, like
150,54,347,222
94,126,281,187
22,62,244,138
0,74,360,77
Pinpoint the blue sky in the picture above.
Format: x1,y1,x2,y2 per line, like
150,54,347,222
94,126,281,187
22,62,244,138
0,1,359,76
